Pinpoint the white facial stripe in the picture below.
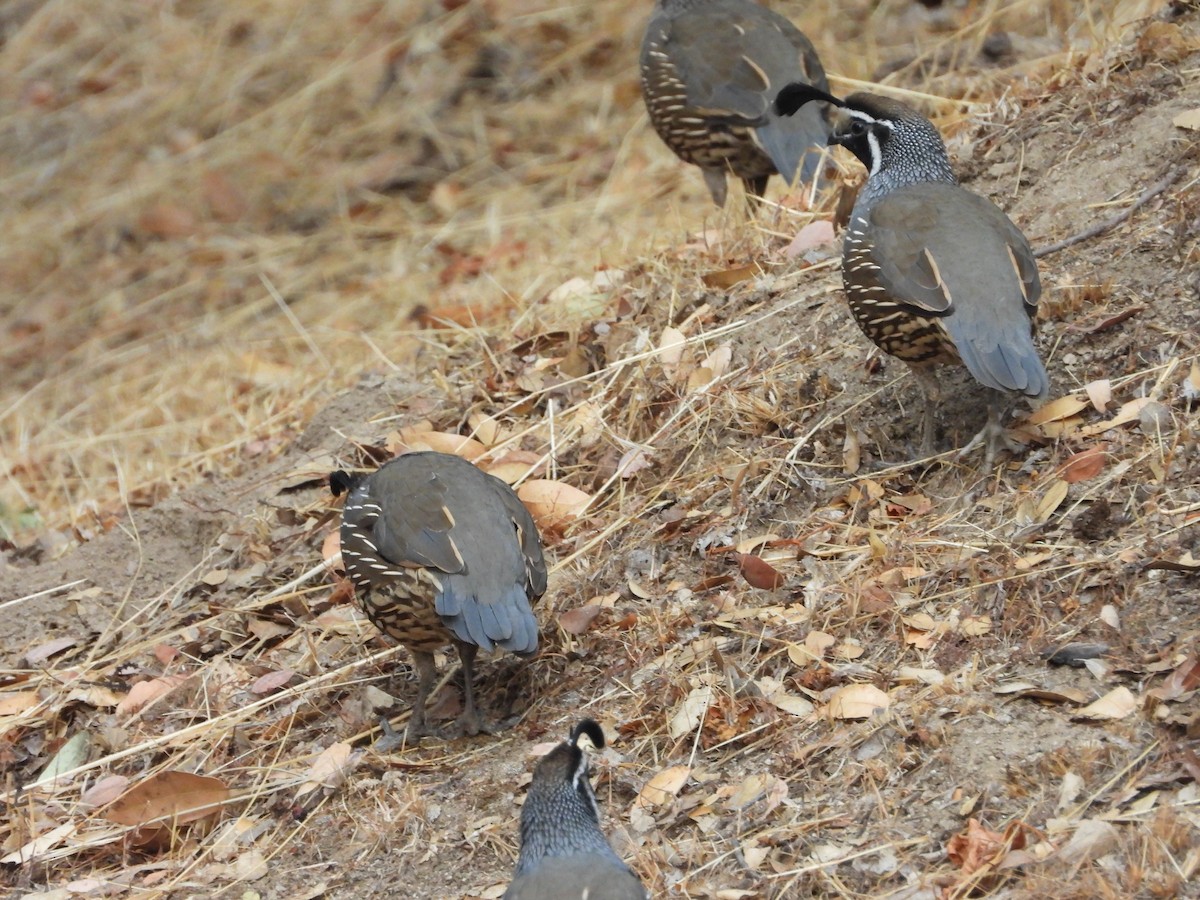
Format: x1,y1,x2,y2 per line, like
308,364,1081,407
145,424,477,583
866,131,882,177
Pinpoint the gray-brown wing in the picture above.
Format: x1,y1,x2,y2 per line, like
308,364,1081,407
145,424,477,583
868,184,1047,396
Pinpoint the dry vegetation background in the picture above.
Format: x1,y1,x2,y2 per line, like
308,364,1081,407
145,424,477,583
2,0,1200,897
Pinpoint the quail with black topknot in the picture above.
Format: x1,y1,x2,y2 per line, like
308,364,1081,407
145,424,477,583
504,720,647,900
641,0,831,207
330,451,547,739
774,84,1049,463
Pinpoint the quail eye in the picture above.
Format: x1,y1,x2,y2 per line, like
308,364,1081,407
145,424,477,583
850,120,868,137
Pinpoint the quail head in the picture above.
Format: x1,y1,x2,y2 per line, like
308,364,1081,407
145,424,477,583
330,451,547,740
503,720,647,900
641,0,831,207
775,83,1049,464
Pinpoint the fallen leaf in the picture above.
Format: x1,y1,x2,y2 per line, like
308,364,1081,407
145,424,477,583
517,479,591,529
1172,107,1200,131
105,771,229,828
1061,447,1106,483
701,262,763,289
25,636,78,666
0,691,39,716
138,202,197,238
1084,379,1112,412
1028,395,1089,426
1033,479,1070,523
634,765,690,809
946,818,1012,875
1058,819,1119,864
784,220,836,257
558,605,603,635
250,669,296,695
82,775,130,807
735,553,784,590
1074,686,1137,721
668,684,713,738
828,683,890,720
297,742,358,798
117,675,190,716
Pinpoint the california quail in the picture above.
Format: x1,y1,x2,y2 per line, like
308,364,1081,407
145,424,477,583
641,0,831,207
330,452,547,739
774,85,1049,462
504,720,647,900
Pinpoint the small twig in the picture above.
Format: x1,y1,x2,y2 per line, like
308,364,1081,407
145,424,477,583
1034,165,1185,258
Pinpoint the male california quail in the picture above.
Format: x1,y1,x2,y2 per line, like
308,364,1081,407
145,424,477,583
503,720,647,900
641,0,831,207
330,452,547,739
774,85,1049,462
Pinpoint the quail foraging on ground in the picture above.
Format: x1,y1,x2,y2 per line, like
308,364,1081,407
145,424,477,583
504,720,647,900
641,0,831,207
774,84,1049,462
330,452,547,739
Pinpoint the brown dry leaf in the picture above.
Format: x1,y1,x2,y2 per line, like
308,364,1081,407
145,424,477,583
993,682,1089,704
946,818,1009,875
756,676,815,717
250,669,296,695
321,529,341,568
201,568,228,586
1061,447,1106,483
1028,395,1088,426
701,261,763,289
616,447,654,478
784,219,836,257
806,631,836,656
138,202,197,238
735,553,784,590
105,771,229,827
1033,479,1070,523
1175,108,1200,131
658,326,687,372
1074,686,1138,721
117,674,190,716
297,741,358,798
0,691,39,716
668,683,714,738
517,479,591,529
828,683,890,720
634,765,690,809
1147,655,1200,702
1084,379,1112,412
396,429,486,460
558,605,603,635
842,429,861,475
25,636,78,665
958,615,992,637
1079,396,1151,437
202,170,247,222
82,775,130,807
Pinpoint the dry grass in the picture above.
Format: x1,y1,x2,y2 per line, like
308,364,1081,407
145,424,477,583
2,0,1200,898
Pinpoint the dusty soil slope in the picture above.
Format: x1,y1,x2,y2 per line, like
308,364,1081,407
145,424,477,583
2,0,1199,898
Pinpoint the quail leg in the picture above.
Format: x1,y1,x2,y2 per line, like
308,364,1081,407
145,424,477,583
453,641,496,737
404,649,440,740
958,394,1024,469
742,174,770,204
909,367,942,457
702,168,729,208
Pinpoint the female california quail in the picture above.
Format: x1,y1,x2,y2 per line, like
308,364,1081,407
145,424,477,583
330,452,547,739
641,0,831,207
503,720,647,900
774,84,1049,463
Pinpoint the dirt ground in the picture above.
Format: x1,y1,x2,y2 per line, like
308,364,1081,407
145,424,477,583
2,0,1200,897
